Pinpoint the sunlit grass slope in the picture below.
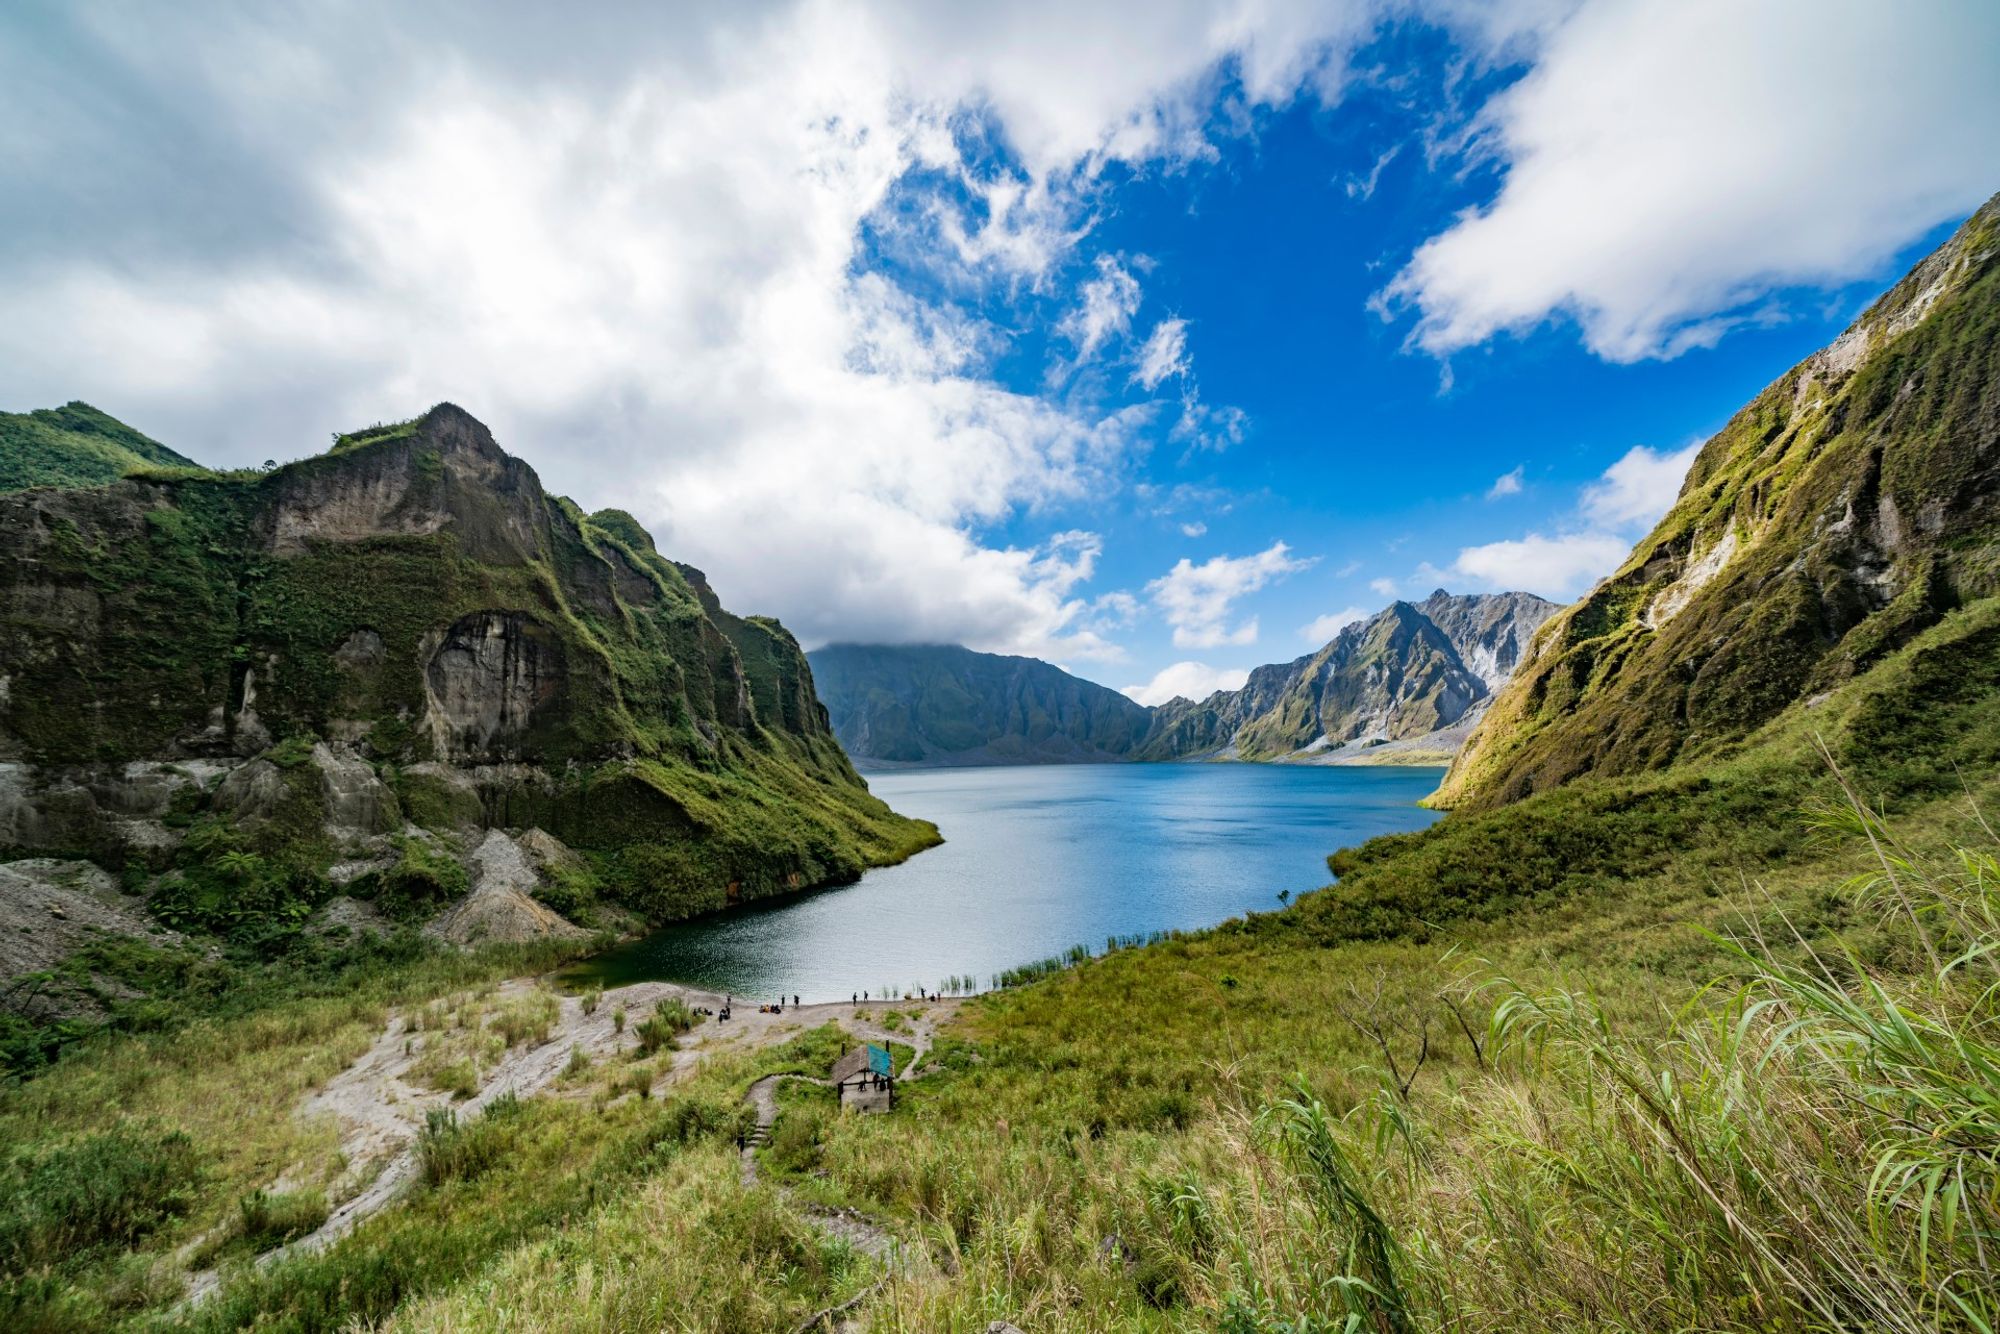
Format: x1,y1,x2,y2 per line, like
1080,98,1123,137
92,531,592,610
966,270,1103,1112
4,593,1998,1330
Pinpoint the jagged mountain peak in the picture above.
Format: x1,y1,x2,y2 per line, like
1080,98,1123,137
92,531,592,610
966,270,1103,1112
815,591,1556,768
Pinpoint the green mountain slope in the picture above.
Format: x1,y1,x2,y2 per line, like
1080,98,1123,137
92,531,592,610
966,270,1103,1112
0,403,935,933
11,239,2000,1331
0,401,204,492
1438,192,2000,810
808,643,1155,765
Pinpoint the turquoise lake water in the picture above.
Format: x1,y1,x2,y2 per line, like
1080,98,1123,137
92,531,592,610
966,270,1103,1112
571,763,1443,1002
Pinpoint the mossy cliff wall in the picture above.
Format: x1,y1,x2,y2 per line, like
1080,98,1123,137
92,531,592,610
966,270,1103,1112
0,404,935,926
1436,192,2000,810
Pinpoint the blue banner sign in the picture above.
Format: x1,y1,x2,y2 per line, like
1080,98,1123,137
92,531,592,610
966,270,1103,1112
867,1043,892,1077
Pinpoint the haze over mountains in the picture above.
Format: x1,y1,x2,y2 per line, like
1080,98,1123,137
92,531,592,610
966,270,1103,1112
810,589,1556,768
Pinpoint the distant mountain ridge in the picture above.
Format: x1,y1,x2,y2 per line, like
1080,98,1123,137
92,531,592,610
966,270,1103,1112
1135,590,1557,764
808,643,1154,766
810,590,1556,767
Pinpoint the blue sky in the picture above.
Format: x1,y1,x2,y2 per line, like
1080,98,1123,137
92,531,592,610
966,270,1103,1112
3,2,1997,703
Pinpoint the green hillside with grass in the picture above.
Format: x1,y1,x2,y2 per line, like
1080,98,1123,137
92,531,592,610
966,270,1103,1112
1437,192,2000,811
3,217,1997,1334
0,402,205,492
5,527,1996,1332
0,403,935,1071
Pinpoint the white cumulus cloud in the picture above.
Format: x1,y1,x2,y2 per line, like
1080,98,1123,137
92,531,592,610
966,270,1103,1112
1386,0,2000,361
1444,531,1633,599
1147,541,1315,648
1486,465,1524,499
1122,661,1251,707
1581,441,1700,528
0,0,1394,665
1441,436,1700,598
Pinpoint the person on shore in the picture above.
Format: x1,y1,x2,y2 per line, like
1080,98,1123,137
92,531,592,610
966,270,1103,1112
793,994,800,1008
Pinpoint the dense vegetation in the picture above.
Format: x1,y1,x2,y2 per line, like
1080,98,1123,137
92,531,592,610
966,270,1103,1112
1440,193,2000,810
0,402,205,493
2,196,1995,1334
0,403,935,915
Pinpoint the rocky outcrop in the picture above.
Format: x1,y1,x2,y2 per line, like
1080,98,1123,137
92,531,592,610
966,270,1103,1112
1133,591,1556,764
1438,192,2000,809
311,744,399,843
420,612,566,762
424,830,591,947
0,758,231,861
1415,590,1557,692
0,402,937,992
0,859,193,1019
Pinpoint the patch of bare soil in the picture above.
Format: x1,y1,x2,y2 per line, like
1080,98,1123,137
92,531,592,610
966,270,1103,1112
0,859,197,1019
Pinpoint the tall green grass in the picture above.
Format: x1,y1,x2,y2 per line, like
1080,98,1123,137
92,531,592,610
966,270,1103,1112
1155,789,2000,1333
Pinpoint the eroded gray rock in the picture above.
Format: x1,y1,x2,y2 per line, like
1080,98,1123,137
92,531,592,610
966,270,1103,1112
212,758,287,822
0,759,230,861
311,743,398,844
419,612,564,761
0,859,190,1013
422,829,588,948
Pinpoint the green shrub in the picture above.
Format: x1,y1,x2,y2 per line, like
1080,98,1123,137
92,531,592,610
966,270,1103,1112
264,735,316,769
0,1125,203,1271
395,771,481,833
761,1100,827,1175
233,1188,328,1253
531,861,599,920
375,837,468,921
148,817,330,942
634,1000,695,1055
489,990,558,1047
417,1097,521,1187
606,842,726,920
655,1093,747,1147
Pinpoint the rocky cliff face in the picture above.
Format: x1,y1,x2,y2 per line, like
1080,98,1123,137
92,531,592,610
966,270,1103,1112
1436,193,2000,810
1135,591,1556,763
0,404,935,960
809,643,1155,765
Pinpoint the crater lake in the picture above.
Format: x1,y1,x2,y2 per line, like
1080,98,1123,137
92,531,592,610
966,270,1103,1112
569,763,1442,1001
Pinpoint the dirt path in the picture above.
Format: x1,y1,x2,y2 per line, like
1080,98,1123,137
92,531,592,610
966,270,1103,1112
185,980,963,1304
736,1002,957,1276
